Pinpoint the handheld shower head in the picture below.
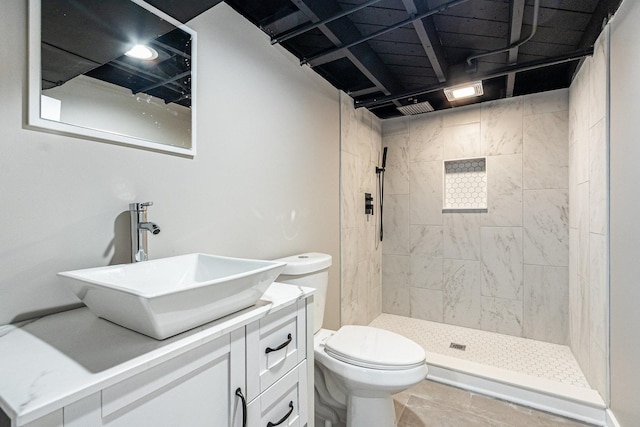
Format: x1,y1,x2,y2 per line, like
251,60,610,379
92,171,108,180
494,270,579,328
381,146,388,169
376,147,388,175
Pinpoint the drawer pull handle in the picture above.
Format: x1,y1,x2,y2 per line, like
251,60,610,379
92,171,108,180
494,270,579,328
265,333,292,354
266,401,294,427
235,387,247,427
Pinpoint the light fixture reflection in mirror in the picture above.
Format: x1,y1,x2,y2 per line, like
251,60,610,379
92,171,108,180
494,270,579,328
27,0,197,156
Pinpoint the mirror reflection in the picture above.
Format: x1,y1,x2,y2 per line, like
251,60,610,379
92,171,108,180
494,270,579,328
32,0,195,153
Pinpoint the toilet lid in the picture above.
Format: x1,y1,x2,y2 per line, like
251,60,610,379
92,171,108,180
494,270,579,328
324,326,426,370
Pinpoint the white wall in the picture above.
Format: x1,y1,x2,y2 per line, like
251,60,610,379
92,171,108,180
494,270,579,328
0,2,341,327
609,0,640,423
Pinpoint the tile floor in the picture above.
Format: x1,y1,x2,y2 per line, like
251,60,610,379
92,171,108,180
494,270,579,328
394,380,594,426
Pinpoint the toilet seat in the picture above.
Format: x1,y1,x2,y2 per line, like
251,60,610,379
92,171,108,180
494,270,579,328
324,325,426,371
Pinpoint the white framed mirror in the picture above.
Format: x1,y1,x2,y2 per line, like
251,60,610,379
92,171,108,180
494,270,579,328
28,0,197,156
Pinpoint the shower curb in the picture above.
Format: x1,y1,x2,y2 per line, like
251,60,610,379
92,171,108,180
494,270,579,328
426,359,607,426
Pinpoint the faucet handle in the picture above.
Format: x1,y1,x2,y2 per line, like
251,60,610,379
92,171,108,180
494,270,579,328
129,201,154,211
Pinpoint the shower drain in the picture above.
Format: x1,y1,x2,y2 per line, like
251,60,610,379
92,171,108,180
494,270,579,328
450,342,466,351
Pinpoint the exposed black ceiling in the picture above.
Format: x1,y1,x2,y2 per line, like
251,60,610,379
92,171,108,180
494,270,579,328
42,0,623,118
223,0,623,118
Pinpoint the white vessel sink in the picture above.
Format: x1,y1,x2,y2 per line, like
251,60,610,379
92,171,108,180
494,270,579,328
58,254,286,339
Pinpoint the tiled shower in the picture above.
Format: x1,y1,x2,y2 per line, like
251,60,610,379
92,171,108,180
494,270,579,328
340,28,609,403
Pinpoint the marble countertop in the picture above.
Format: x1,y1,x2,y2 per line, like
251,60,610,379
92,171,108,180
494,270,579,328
0,282,314,426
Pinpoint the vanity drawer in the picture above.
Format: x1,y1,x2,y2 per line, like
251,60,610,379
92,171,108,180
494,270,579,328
246,300,306,399
247,360,308,427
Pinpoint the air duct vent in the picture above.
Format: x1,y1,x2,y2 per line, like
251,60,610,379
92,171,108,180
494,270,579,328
397,101,434,116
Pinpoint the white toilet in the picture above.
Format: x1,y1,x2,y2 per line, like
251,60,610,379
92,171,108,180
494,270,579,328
275,253,427,427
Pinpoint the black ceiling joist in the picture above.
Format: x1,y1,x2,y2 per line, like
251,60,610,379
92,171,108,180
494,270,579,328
291,0,405,97
300,0,470,67
401,0,448,83
357,47,594,110
272,0,383,45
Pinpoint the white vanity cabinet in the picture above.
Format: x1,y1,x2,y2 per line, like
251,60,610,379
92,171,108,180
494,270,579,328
57,328,246,427
0,284,313,427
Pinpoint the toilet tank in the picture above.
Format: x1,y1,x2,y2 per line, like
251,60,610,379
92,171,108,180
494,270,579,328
274,253,332,333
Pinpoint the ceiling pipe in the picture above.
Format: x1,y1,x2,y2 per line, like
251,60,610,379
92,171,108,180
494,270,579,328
300,0,471,66
466,0,540,69
271,0,384,45
355,47,594,109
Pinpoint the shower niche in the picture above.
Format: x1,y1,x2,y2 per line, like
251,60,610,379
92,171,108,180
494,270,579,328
443,157,487,211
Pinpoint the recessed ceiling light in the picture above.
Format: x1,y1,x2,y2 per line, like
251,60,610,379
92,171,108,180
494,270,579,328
125,44,158,61
444,81,484,101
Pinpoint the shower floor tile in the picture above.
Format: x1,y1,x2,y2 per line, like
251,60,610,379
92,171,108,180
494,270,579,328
369,313,590,389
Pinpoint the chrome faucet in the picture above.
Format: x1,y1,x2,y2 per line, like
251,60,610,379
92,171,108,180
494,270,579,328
130,202,160,262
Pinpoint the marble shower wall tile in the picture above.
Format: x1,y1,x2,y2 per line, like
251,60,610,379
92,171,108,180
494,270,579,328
442,104,480,127
340,93,382,327
410,288,444,322
482,154,523,227
341,150,360,229
576,182,590,280
443,260,482,329
566,32,609,400
410,161,443,225
569,235,581,358
382,287,410,316
481,296,523,337
569,61,590,149
523,265,569,344
568,228,579,349
523,89,569,116
576,275,591,380
379,91,572,345
590,342,607,402
382,254,410,288
589,233,607,350
443,122,481,159
569,142,578,229
340,94,372,158
589,118,607,235
590,30,608,127
368,284,382,324
382,117,410,137
342,227,359,277
523,111,569,190
383,194,410,255
385,131,410,195
481,227,523,300
410,257,443,290
409,114,443,162
523,189,569,266
410,225,443,257
444,213,481,260
481,97,523,155
382,255,410,316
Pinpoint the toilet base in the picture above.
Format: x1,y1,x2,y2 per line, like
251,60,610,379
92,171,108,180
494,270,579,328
347,395,396,427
